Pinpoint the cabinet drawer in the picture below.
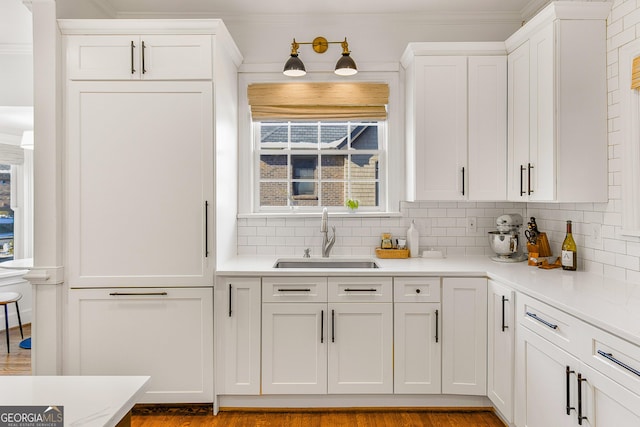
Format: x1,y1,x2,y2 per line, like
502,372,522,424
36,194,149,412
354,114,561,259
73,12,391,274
262,277,327,302
517,293,579,355
580,323,640,395
394,277,440,302
328,277,392,303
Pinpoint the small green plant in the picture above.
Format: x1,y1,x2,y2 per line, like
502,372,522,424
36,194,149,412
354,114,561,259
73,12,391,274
345,198,359,210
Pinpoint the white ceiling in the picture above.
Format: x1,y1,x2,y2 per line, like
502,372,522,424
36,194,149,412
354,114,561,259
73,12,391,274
94,0,539,16
53,0,548,20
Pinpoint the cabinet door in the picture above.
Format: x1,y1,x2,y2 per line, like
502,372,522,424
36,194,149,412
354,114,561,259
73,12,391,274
468,56,507,200
507,41,531,201
328,303,393,394
394,302,441,394
515,326,577,427
66,35,141,80
66,287,213,403
66,35,212,80
140,35,212,80
578,362,640,427
442,277,487,395
66,81,214,287
413,56,467,200
217,278,261,395
262,303,327,394
528,22,555,201
487,280,515,422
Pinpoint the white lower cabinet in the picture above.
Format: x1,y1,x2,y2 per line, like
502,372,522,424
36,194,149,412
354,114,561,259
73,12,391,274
393,277,441,394
487,280,515,422
514,291,640,427
262,302,327,394
328,302,393,394
516,325,579,427
394,302,441,394
442,277,488,395
217,278,261,395
67,287,213,403
578,361,640,427
261,277,393,395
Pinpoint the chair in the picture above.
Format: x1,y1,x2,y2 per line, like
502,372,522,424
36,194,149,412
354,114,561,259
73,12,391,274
0,292,23,353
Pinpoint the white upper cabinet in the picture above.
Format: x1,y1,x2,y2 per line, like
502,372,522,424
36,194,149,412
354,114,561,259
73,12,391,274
505,2,611,202
468,56,508,201
402,43,507,201
62,23,214,80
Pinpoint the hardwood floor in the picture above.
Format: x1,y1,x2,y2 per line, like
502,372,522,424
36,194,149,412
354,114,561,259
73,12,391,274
0,323,31,375
0,327,506,426
131,408,506,427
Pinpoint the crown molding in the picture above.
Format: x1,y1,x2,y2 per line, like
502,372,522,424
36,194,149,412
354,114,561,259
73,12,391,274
0,44,32,54
115,10,523,26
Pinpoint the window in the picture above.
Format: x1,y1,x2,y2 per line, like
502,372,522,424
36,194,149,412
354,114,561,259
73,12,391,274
0,165,13,261
256,121,384,211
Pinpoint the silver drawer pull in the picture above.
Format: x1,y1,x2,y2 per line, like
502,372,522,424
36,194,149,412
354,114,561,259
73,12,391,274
109,292,168,296
597,350,640,377
277,288,311,292
344,288,377,292
525,311,558,330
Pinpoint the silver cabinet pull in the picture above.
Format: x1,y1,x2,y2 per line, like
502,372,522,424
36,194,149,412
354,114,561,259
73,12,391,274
597,350,640,377
525,311,558,330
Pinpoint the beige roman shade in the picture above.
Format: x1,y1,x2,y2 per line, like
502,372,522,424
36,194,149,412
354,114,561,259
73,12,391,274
632,56,640,89
247,82,389,120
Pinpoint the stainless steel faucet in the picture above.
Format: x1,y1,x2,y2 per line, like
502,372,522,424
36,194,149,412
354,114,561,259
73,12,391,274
320,207,336,257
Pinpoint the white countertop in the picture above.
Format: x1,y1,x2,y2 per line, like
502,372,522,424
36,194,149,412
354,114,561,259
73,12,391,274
0,375,149,427
217,255,640,346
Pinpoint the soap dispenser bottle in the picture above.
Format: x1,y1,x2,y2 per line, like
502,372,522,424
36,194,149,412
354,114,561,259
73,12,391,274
407,220,419,258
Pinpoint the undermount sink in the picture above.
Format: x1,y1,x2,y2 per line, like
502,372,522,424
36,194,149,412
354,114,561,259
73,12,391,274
273,258,379,269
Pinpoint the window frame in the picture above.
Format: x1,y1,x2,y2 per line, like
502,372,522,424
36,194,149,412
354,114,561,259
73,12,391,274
254,120,386,212
238,71,403,217
620,40,640,236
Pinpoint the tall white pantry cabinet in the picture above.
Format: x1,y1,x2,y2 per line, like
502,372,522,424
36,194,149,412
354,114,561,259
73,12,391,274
60,20,242,403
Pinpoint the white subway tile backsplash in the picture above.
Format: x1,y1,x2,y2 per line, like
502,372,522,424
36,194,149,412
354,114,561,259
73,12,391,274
234,1,640,286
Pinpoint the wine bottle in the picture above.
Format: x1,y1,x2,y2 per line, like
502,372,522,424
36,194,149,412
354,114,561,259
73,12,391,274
561,220,577,271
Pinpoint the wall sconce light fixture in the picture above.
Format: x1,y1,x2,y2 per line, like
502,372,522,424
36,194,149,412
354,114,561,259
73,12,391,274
283,36,358,77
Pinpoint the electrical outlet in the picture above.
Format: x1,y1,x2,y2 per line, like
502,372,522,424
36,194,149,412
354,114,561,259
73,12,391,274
467,216,477,232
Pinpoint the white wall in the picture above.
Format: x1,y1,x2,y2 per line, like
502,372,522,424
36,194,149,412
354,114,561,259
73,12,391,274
0,0,33,107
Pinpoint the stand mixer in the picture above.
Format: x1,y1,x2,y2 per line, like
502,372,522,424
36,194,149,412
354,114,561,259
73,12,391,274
488,213,527,262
